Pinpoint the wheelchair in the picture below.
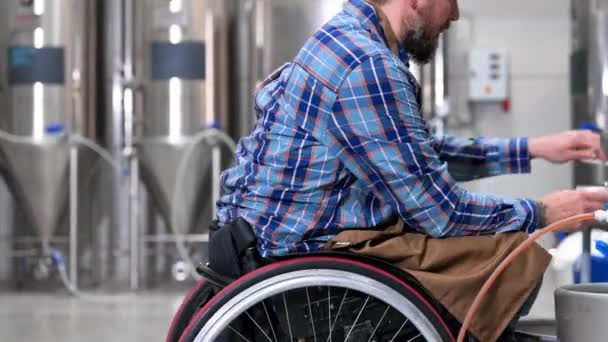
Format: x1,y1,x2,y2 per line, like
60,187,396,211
167,251,464,342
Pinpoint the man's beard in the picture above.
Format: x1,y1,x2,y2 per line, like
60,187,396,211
402,23,439,65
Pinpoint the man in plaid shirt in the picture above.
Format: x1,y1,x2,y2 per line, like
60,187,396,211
216,0,608,339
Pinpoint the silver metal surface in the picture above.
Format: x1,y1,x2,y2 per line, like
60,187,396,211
0,0,6,116
247,0,448,131
571,0,608,283
230,0,344,140
100,0,134,284
2,136,69,252
194,269,443,342
572,0,608,185
252,0,344,78
1,1,96,256
6,1,65,136
516,319,557,341
125,0,140,291
138,138,213,235
69,143,78,290
555,284,608,342
136,0,233,237
233,0,257,139
142,234,209,243
129,153,140,290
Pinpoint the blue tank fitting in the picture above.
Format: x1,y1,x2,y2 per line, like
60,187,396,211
46,123,65,135
580,122,601,132
50,250,65,266
207,122,221,130
597,240,608,257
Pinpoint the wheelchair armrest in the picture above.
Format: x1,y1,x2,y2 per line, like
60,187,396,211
196,262,236,288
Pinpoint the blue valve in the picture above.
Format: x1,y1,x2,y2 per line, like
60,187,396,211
50,250,65,265
207,122,221,130
46,123,65,135
596,240,608,258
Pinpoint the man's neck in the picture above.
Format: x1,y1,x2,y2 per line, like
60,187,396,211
370,3,401,54
376,1,407,43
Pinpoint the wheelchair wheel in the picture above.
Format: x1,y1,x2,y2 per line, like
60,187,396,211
180,256,455,342
167,279,217,342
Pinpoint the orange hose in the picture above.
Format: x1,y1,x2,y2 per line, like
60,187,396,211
456,213,596,342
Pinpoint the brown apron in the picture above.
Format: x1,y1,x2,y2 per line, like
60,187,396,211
325,220,551,342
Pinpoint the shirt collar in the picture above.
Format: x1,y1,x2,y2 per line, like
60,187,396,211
344,0,410,65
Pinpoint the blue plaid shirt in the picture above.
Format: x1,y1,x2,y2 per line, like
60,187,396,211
217,0,539,257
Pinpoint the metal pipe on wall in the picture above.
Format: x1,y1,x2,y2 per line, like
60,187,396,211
100,0,132,286
572,0,608,283
572,0,608,183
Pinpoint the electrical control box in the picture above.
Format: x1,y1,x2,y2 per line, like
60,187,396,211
469,48,509,102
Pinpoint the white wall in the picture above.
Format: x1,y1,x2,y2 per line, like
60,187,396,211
446,0,572,319
448,0,572,200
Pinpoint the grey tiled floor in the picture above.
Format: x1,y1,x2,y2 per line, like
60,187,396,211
0,271,559,342
0,292,184,342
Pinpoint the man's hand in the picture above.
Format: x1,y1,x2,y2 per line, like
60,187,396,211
529,130,607,164
540,189,608,232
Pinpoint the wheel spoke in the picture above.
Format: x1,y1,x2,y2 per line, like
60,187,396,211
327,287,332,342
406,333,422,342
326,289,348,342
261,301,279,342
244,311,273,342
282,293,294,341
193,269,445,342
228,325,253,342
367,304,391,342
305,287,318,342
344,295,370,342
389,318,409,342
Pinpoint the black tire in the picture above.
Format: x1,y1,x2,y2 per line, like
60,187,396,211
166,279,216,342
180,256,455,342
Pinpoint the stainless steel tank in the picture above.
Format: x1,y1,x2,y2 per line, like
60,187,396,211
555,284,608,342
571,0,608,284
252,0,344,79
241,0,446,131
100,0,138,287
0,1,6,123
134,0,234,246
230,0,345,140
2,0,97,254
572,0,608,187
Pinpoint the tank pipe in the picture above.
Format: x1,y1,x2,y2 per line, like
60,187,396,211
0,129,64,145
50,249,136,302
66,134,131,298
69,143,78,289
0,131,126,188
67,135,126,292
171,128,237,280
457,212,606,342
70,135,124,173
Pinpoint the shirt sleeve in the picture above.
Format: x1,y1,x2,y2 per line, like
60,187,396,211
433,135,532,182
319,54,539,237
